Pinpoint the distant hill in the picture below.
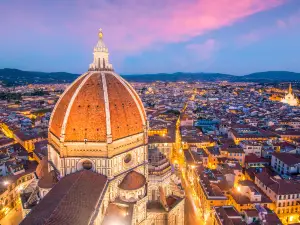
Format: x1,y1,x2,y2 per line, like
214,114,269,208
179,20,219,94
123,72,235,82
241,71,300,81
1,68,300,86
0,68,79,86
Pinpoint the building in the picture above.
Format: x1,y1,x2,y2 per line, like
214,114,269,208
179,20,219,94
20,29,184,225
245,153,270,169
147,148,184,224
148,125,176,158
281,84,298,106
0,161,36,219
194,166,228,220
243,206,283,225
228,125,278,145
220,145,245,166
181,126,214,150
228,180,273,212
14,130,47,153
213,205,246,225
239,141,262,157
271,152,300,175
255,172,300,224
0,122,14,139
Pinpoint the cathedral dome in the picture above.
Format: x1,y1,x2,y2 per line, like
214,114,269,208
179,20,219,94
48,29,146,147
49,71,146,143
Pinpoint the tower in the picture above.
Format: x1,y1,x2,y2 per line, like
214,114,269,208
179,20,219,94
89,29,113,71
288,83,292,94
281,83,298,106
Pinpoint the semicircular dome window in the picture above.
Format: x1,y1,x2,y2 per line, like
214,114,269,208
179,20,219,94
124,154,132,164
82,160,93,170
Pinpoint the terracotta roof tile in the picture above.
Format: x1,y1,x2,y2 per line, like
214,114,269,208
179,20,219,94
65,73,107,142
20,170,108,225
50,75,87,138
119,171,146,190
106,73,144,141
48,72,146,146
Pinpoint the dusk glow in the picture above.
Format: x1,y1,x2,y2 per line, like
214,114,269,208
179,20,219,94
1,2,300,225
1,0,300,74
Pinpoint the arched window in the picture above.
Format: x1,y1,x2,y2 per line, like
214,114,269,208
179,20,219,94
82,160,93,170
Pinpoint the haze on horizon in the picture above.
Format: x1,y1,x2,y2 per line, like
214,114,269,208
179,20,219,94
0,0,300,75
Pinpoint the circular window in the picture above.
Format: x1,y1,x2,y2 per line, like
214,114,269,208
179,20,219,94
82,160,93,170
124,154,132,164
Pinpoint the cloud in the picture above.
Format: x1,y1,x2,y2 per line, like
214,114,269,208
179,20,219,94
240,32,262,45
277,19,287,28
77,0,286,53
239,10,300,45
0,0,286,54
277,11,300,28
186,39,219,60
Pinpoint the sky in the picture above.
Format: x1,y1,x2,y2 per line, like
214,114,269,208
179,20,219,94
0,0,300,75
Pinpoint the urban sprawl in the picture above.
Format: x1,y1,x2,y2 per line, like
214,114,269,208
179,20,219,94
1,80,300,225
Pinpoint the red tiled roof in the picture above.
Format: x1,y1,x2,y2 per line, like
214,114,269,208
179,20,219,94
49,72,146,144
272,152,300,166
20,170,108,225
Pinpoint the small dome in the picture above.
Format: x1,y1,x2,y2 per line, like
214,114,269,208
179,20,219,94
35,157,48,179
38,170,58,189
119,171,146,190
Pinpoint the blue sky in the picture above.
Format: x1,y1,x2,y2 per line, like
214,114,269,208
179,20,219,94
0,0,300,75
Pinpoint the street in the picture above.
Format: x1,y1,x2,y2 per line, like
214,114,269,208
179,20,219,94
183,177,203,225
172,92,206,225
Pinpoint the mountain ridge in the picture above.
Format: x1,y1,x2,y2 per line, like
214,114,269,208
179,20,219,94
1,68,300,86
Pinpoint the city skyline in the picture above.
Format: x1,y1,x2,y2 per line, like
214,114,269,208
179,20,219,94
1,22,300,225
1,0,300,75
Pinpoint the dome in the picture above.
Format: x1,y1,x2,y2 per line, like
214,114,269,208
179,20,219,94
49,71,146,143
119,171,146,190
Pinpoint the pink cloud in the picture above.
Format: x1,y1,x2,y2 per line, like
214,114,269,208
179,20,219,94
74,0,285,53
0,0,286,54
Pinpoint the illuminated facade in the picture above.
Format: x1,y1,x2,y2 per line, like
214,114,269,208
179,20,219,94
193,167,227,220
0,170,34,220
281,83,298,106
0,122,14,139
255,172,300,224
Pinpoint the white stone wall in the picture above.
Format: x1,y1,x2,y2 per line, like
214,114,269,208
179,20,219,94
48,144,147,178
